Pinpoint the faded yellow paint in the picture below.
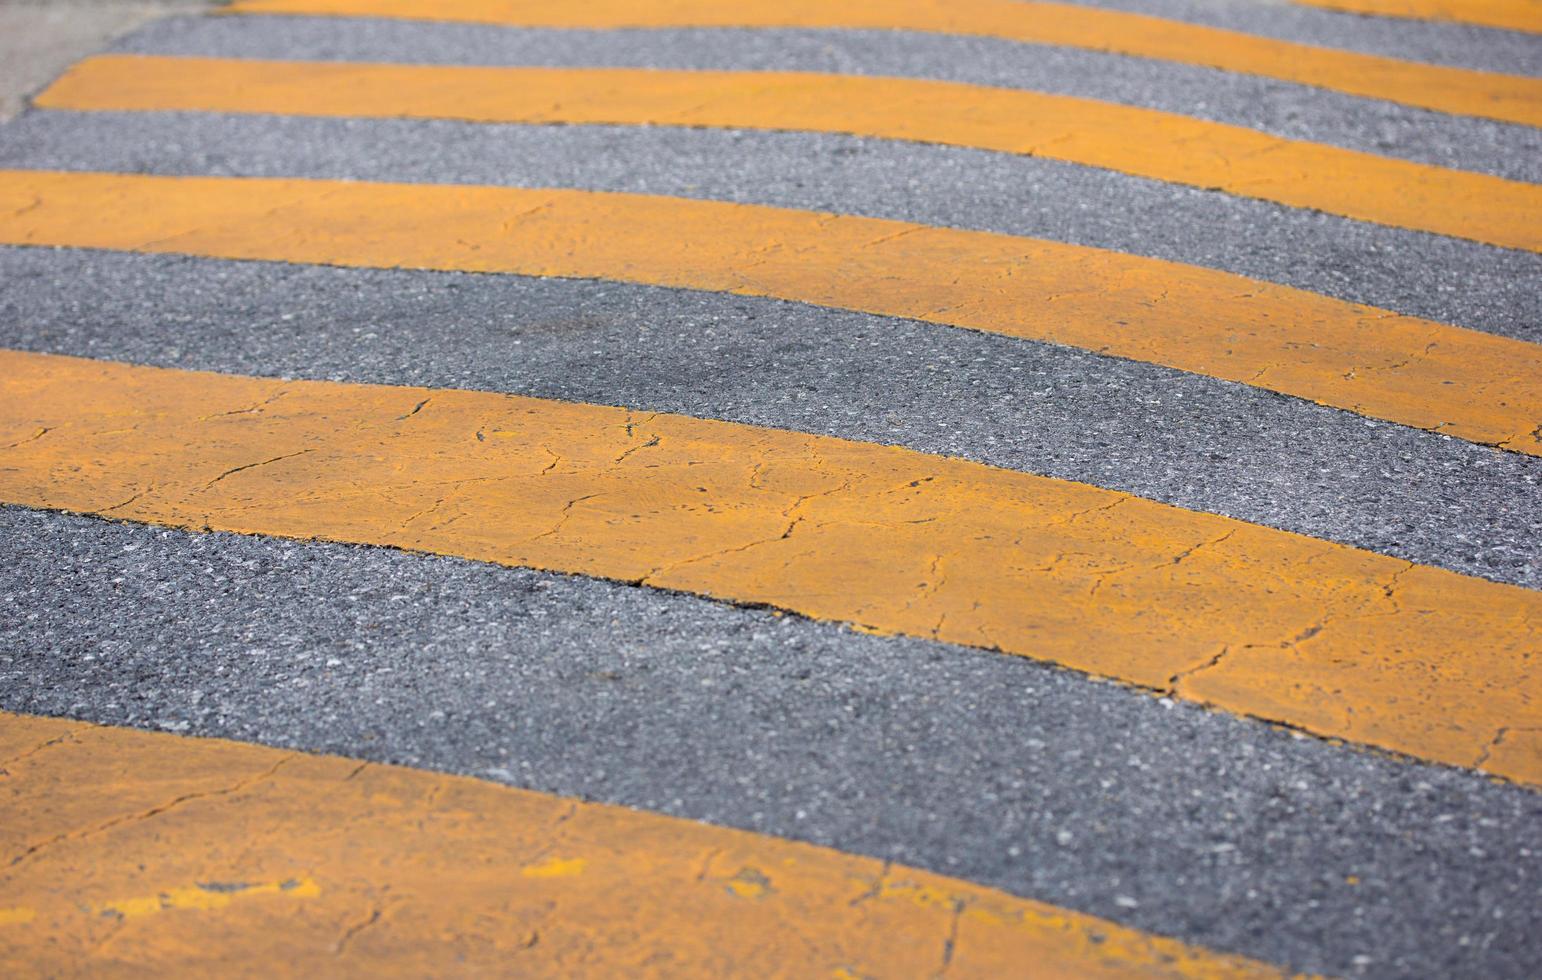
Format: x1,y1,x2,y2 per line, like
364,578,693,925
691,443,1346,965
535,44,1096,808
1293,0,1542,34
0,909,36,927
101,879,321,920
221,0,1542,126
0,170,1537,458
0,351,1537,784
0,712,1291,978
39,56,1542,253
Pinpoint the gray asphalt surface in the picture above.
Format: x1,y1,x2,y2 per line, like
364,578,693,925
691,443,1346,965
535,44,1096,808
115,15,1542,182
1,3,1540,978
3,506,1539,980
2,248,1539,589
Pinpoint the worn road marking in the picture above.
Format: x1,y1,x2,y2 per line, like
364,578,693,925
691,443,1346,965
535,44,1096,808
40,56,1542,253
93,879,321,923
0,712,1292,977
1,170,1539,458
1,351,1537,784
221,0,1542,126
1293,0,1542,34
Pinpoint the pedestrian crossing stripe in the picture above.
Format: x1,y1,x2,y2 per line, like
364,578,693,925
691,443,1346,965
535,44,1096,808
2,350,1537,783
0,710,1297,977
1292,0,1542,35
1,169,1537,458
39,56,1542,253
219,0,1542,127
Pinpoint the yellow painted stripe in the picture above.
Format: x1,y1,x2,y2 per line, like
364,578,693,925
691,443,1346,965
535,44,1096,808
38,56,1542,254
220,0,1542,127
1294,0,1542,35
1,351,1538,785
1,169,1539,459
0,712,1292,977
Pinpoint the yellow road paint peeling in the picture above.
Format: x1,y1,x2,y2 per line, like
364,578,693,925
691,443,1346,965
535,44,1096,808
724,867,776,900
0,351,1536,784
0,170,1537,458
221,0,1542,126
37,56,1542,252
0,711,1290,977
101,879,321,920
1293,0,1542,34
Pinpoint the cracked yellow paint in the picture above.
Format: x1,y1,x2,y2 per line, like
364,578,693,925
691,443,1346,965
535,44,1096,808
37,56,1542,252
0,712,1291,977
1293,0,1542,34
0,170,1538,458
221,0,1542,126
1483,727,1542,776
0,351,1537,784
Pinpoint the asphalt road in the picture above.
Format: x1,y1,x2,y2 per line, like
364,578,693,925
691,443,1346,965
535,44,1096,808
1,1,1539,977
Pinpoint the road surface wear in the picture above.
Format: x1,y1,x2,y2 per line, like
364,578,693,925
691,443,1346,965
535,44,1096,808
0,0,1539,976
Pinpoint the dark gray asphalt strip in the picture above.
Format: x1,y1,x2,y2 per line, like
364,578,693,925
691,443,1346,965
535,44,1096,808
3,246,1538,590
3,111,1537,344
110,15,1542,182
1068,0,1542,73
2,505,1537,980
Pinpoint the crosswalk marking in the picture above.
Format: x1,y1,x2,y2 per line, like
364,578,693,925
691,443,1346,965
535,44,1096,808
3,350,1537,783
1,170,1538,458
220,0,1542,127
2,0,1539,971
0,711,1293,977
40,55,1542,253
1292,0,1542,34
